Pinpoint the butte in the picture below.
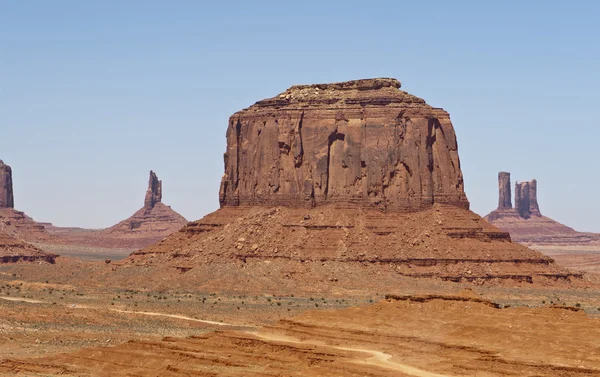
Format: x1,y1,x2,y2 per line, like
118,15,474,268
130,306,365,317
0,160,57,263
46,170,188,249
486,171,600,273
123,78,581,290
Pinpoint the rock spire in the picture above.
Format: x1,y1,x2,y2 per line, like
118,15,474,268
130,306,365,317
144,170,162,209
0,160,14,209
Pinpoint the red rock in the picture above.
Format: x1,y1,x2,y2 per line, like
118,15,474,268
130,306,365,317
0,230,57,264
497,172,512,210
49,170,188,249
219,78,469,211
0,160,57,243
0,160,14,208
486,173,600,274
144,170,162,209
125,80,580,287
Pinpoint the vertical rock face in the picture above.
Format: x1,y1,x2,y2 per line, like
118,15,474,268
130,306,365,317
498,172,512,210
219,78,469,211
528,179,540,215
144,170,162,209
515,181,531,218
0,160,14,209
514,180,541,219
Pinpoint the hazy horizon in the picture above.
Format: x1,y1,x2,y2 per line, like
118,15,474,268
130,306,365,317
2,1,599,231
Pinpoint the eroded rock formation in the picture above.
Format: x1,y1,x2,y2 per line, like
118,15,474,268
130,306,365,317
219,78,469,211
123,79,581,287
0,160,14,209
485,173,600,262
514,180,541,219
498,172,512,210
144,171,162,209
51,170,187,249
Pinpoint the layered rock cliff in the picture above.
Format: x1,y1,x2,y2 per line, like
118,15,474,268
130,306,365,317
219,78,469,211
0,230,56,263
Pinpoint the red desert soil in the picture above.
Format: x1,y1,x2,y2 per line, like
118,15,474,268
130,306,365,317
2,292,599,376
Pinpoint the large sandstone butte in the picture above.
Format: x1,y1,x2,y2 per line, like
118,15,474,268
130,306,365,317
220,78,469,211
123,79,582,288
486,172,600,273
47,170,188,250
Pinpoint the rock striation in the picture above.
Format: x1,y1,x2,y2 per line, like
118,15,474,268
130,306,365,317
0,160,14,209
0,230,57,263
219,78,469,211
123,79,581,287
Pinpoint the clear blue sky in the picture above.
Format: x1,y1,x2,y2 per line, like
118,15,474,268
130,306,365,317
2,1,599,230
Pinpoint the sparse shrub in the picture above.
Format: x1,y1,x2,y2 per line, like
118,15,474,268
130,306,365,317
315,303,319,307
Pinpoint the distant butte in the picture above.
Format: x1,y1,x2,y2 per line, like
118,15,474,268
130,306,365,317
0,160,57,243
485,171,600,273
485,172,580,240
47,170,188,250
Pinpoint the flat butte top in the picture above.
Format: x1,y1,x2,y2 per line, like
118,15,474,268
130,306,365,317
235,78,443,114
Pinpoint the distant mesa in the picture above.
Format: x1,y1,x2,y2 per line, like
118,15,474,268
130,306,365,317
124,79,581,288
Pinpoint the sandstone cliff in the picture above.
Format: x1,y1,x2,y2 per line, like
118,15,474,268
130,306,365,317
219,78,469,211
